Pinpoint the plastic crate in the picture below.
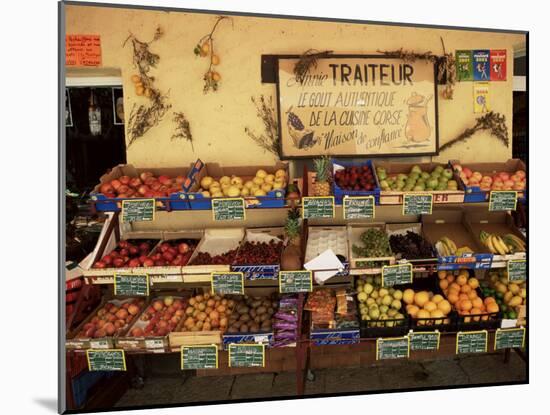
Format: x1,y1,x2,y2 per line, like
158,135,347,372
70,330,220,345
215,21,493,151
332,159,380,204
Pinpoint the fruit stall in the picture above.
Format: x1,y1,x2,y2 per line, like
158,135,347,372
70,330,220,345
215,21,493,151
63,4,527,411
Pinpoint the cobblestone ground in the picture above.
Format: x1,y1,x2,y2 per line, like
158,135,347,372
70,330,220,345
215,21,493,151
114,352,526,408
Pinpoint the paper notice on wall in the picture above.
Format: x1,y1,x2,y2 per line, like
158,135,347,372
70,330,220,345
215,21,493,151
66,34,102,66
304,249,344,284
473,82,490,113
490,49,507,81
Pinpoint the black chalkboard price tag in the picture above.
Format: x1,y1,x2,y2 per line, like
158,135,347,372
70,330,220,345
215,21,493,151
494,328,526,350
456,330,488,354
343,196,375,220
507,259,526,282
181,345,218,370
409,331,440,351
376,336,410,360
121,199,155,223
382,263,412,287
489,191,518,211
212,198,246,221
114,273,149,296
302,196,335,219
211,272,244,295
228,344,265,367
278,271,312,293
86,349,126,371
402,193,433,215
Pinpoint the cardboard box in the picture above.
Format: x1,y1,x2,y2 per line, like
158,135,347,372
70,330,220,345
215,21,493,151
347,223,395,275
463,208,526,266
450,159,527,203
422,209,492,270
231,227,284,280
182,228,245,283
66,297,145,350
89,164,192,211
186,161,289,209
373,161,465,205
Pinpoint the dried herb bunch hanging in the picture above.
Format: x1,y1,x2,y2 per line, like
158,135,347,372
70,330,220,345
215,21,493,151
194,16,230,93
244,95,279,156
439,111,508,152
293,49,333,84
171,111,193,150
123,26,171,147
377,37,456,99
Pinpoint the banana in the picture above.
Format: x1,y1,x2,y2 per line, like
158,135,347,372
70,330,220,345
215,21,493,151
456,246,474,256
441,237,457,255
479,231,490,245
436,240,450,257
504,234,526,252
491,235,508,255
485,235,497,254
496,235,511,254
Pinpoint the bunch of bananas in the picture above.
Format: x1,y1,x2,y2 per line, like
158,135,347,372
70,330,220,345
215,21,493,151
435,237,474,257
479,231,526,255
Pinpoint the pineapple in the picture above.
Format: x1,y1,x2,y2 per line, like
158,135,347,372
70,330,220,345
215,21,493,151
284,208,301,246
313,156,331,196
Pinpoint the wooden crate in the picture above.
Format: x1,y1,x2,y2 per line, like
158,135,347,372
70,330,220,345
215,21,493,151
169,331,222,350
347,223,395,274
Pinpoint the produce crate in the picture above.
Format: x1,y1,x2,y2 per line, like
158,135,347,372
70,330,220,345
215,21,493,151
116,294,189,352
168,331,222,350
182,228,245,283
331,158,380,204
231,227,284,280
89,164,192,212
185,161,289,209
145,230,203,283
450,159,527,203
463,208,526,266
347,223,395,275
373,161,465,205
385,223,438,270
358,296,409,339
305,226,350,279
422,209,493,270
66,298,145,350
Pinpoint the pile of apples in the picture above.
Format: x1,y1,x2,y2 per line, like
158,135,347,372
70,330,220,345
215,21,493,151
98,172,187,199
334,164,377,191
76,298,145,338
92,240,154,269
148,241,195,267
130,296,188,337
454,165,526,192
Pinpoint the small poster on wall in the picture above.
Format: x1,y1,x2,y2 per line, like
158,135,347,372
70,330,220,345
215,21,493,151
474,82,490,113
276,55,439,158
112,87,124,125
473,50,490,81
490,50,507,81
456,50,473,81
65,88,73,127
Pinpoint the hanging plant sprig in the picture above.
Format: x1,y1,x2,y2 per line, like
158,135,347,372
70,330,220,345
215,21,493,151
293,49,333,84
439,111,508,152
171,111,194,151
193,16,230,93
244,95,279,156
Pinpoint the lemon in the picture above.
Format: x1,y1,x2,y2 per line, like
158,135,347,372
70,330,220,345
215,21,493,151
357,292,368,302
393,290,403,300
391,299,402,310
200,176,214,189
219,176,231,185
227,186,240,197
275,169,286,178
253,177,264,186
364,283,374,294
264,174,275,184
255,169,268,179
244,180,255,189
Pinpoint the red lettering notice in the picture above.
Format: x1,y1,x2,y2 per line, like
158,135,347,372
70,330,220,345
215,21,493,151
66,35,102,67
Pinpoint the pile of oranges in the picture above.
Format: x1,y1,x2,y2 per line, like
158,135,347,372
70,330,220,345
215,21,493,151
438,270,499,322
403,288,452,325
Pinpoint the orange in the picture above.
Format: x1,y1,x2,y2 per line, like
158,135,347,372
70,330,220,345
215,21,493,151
486,302,499,313
470,307,482,321
460,284,472,294
414,291,430,307
439,279,449,290
449,282,461,292
467,290,478,301
456,275,468,286
424,301,437,312
484,297,497,306
446,275,455,283
432,294,444,304
437,300,452,315
459,269,469,278
406,304,420,318
459,299,473,312
467,277,479,289
447,292,459,305
459,293,469,301
472,297,483,309
437,270,447,280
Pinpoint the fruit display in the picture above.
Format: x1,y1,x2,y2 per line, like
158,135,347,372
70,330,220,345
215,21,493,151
402,288,452,325
180,293,233,333
196,168,287,198
147,239,197,267
233,240,284,265
479,231,526,254
305,288,337,327
189,248,239,265
226,295,278,333
482,270,526,319
92,239,156,269
272,295,301,347
75,298,146,339
312,156,332,196
377,164,458,192
333,163,377,191
131,296,188,337
437,270,499,322
453,164,526,191
351,228,392,267
97,172,187,198
434,237,474,257
356,275,406,328
389,231,435,260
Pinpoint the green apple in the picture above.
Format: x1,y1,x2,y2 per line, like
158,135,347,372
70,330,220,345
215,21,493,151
442,168,454,179
409,172,420,181
434,165,444,174
410,165,422,175
403,184,414,192
421,172,430,181
439,176,449,184
427,178,439,188
377,170,387,180
397,173,408,181
447,180,458,188
414,184,426,191
436,183,447,191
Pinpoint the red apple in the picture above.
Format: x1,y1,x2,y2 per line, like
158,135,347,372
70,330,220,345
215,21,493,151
153,301,164,311
140,172,154,182
128,304,140,316
131,327,144,337
100,183,114,194
177,243,189,254
119,175,131,185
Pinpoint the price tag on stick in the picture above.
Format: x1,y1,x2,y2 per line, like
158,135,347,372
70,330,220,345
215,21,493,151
302,196,335,219
212,198,246,221
343,196,375,220
382,263,412,287
121,199,155,223
507,259,526,282
114,273,149,296
409,331,440,351
228,344,265,367
456,330,488,354
278,271,312,293
376,336,410,360
86,349,126,371
494,328,526,350
403,193,433,215
489,191,518,211
211,272,244,295
181,345,218,370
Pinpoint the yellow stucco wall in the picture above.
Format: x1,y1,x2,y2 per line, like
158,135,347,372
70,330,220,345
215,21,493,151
65,4,525,168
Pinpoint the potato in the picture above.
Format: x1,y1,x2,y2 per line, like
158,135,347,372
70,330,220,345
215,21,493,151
251,300,262,308
237,306,249,315
259,313,269,322
239,324,249,333
229,324,240,333
253,315,261,324
256,306,267,315
239,314,251,322
261,320,272,330
249,323,260,332
249,309,257,318
267,307,274,315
